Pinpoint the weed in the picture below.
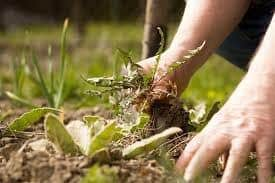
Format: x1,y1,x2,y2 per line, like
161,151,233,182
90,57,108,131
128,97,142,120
6,19,69,109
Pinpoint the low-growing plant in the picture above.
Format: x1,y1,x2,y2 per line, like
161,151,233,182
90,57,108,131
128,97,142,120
84,28,205,128
11,54,27,98
6,19,70,109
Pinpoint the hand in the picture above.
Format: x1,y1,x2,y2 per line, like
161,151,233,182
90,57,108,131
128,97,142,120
137,50,193,101
176,73,275,182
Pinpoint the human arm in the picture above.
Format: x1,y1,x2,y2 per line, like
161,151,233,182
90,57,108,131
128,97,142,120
139,0,251,94
176,13,275,182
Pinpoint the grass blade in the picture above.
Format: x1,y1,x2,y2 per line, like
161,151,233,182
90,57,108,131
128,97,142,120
55,19,69,108
48,45,55,95
152,27,165,78
32,53,54,107
5,91,37,108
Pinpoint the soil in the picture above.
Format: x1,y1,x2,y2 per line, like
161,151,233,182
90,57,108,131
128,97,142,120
0,98,259,182
0,100,178,183
149,97,189,134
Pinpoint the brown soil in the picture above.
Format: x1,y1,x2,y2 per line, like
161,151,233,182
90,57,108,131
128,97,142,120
0,103,174,183
113,159,166,183
149,97,189,134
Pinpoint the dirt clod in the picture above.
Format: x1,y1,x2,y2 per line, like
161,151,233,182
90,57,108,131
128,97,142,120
149,97,189,134
0,150,90,183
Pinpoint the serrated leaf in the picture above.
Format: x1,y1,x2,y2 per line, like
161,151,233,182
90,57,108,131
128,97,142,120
130,113,150,132
123,127,182,159
7,107,60,132
87,120,122,157
44,114,80,155
66,120,90,154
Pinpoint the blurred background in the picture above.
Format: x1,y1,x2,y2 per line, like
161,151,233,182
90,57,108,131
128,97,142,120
0,0,244,108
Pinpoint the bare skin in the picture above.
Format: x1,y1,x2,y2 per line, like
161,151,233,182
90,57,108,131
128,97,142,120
139,0,250,94
138,0,275,182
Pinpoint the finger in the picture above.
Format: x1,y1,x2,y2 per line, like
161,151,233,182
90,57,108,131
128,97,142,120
256,138,274,183
218,151,229,171
221,138,252,183
176,134,203,173
184,134,230,181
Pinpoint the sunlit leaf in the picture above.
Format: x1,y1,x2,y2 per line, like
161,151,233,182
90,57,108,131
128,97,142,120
83,115,102,127
66,120,90,154
7,107,60,132
189,103,206,124
123,127,182,159
44,114,80,155
130,113,150,132
87,120,122,157
5,91,37,108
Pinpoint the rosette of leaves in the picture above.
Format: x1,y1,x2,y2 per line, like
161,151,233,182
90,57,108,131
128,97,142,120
44,114,124,157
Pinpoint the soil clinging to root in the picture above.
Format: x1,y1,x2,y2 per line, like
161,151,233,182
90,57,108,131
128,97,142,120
149,97,189,134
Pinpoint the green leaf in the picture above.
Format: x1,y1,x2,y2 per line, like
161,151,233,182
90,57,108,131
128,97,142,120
7,107,60,132
166,41,206,76
32,53,54,107
44,114,80,155
113,50,122,80
81,164,118,183
55,19,69,108
116,48,141,70
87,120,122,157
152,27,165,78
122,127,182,159
83,115,106,137
130,113,150,132
83,115,102,127
196,101,221,132
5,91,37,108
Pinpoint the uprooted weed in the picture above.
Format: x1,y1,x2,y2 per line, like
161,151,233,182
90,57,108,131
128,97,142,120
84,28,206,133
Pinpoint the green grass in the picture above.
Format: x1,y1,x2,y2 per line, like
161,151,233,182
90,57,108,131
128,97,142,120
0,22,245,107
183,55,244,105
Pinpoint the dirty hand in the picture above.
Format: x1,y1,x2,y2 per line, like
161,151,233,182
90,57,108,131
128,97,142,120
137,49,193,101
176,71,275,182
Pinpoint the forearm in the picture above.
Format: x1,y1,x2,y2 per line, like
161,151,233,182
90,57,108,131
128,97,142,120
226,14,275,109
140,0,251,92
248,14,275,76
167,0,251,76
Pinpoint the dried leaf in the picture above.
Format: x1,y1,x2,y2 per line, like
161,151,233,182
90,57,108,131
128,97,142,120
123,127,182,159
44,114,80,155
7,107,60,132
